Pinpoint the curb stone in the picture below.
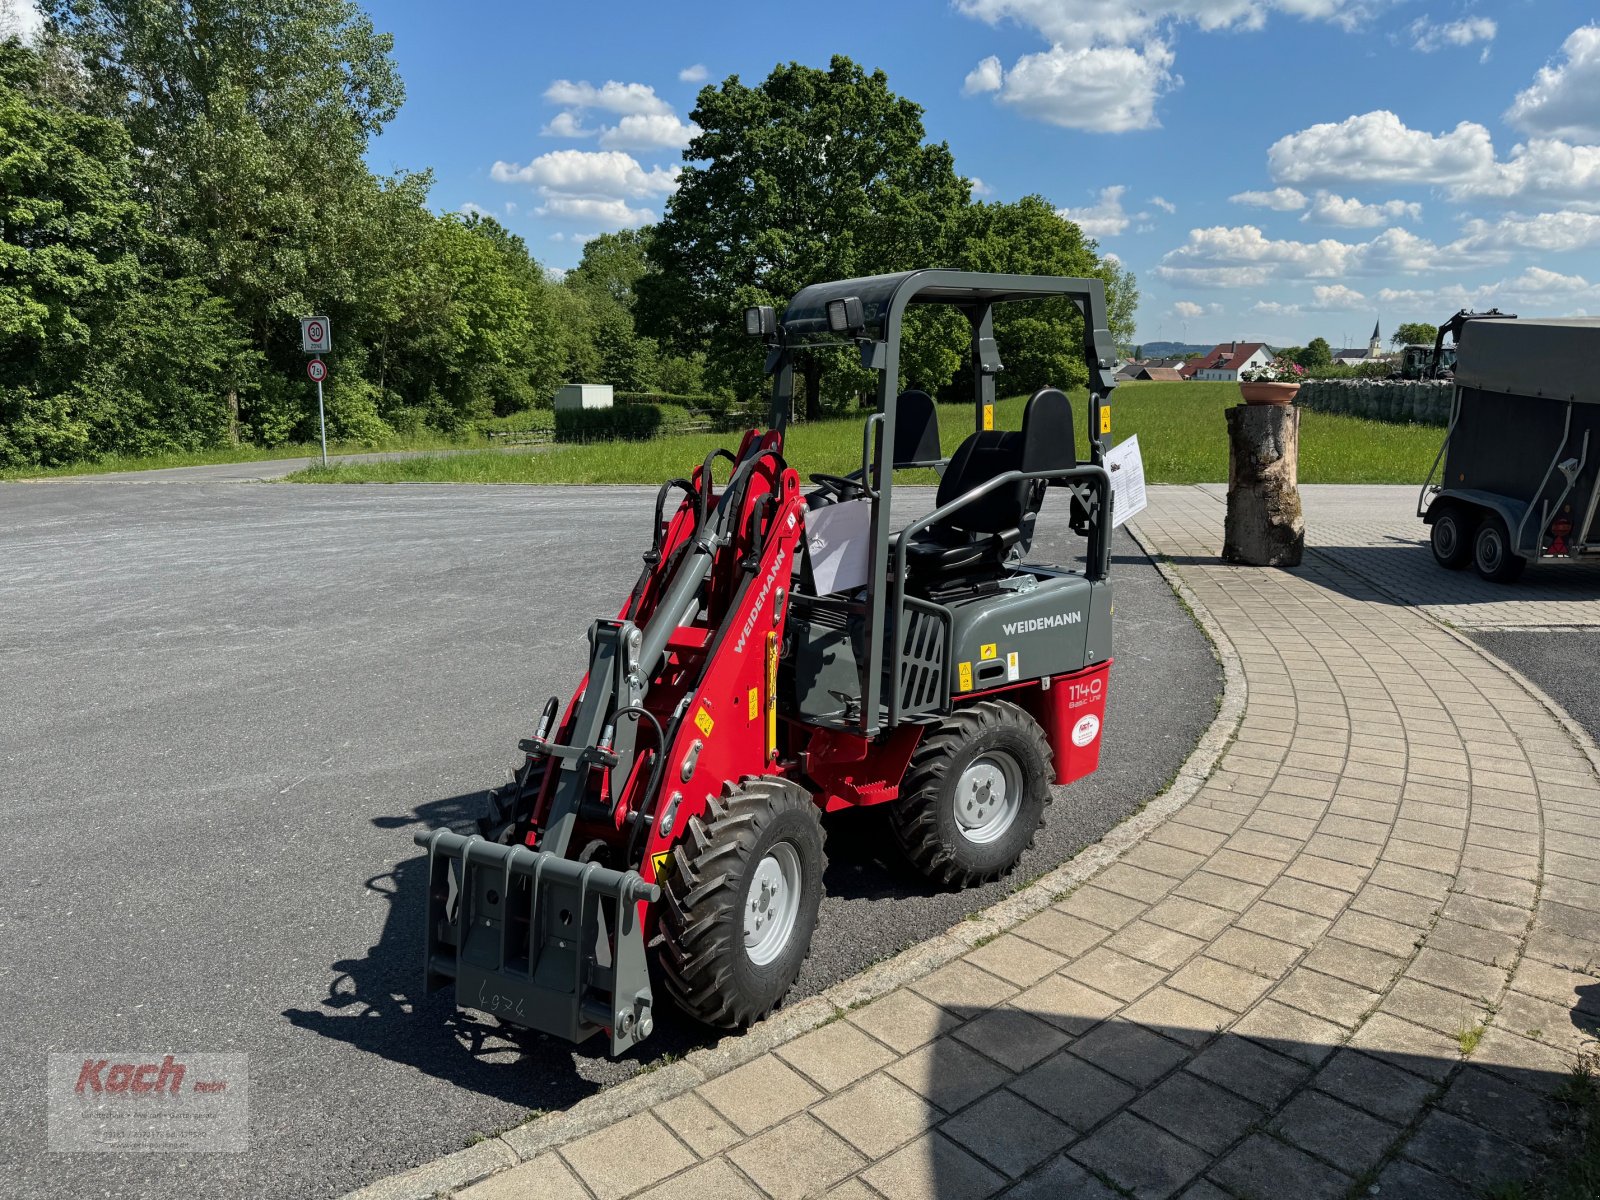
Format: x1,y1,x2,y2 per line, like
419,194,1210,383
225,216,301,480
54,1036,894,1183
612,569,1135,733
337,534,1243,1200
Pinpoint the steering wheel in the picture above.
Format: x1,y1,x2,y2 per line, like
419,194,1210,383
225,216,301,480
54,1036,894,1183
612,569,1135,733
809,472,866,501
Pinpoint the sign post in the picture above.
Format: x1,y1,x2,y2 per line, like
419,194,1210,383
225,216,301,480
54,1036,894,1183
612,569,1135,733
306,358,329,467
299,317,332,467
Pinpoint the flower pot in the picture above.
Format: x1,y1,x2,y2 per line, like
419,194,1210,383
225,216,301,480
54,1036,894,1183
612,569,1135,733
1239,381,1300,406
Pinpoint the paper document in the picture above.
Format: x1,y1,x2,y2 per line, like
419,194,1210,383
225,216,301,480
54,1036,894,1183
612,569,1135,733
805,498,873,593
1106,435,1147,528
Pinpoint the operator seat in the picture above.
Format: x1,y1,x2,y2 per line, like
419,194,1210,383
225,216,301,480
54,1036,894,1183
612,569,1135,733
902,386,1076,578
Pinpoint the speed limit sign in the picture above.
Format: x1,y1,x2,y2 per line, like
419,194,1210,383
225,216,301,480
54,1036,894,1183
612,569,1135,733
306,358,328,383
300,316,332,353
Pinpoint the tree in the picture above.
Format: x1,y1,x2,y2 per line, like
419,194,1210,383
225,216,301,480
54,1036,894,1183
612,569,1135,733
1392,321,1438,348
0,42,142,466
956,196,1137,393
46,0,406,353
639,56,970,419
1296,337,1332,370
567,230,659,391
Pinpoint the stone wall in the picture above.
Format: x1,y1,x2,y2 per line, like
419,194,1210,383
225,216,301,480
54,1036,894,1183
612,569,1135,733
1297,379,1453,426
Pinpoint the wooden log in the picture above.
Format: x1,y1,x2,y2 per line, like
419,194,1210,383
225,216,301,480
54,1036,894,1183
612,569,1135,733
1223,403,1305,567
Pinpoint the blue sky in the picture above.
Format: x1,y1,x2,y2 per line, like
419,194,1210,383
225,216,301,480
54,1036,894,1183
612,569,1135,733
362,0,1599,349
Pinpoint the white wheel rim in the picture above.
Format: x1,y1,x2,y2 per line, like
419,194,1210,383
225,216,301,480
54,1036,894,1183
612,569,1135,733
744,842,803,967
954,752,1023,845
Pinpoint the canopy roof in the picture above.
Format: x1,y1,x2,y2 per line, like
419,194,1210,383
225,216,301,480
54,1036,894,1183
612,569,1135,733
1456,318,1600,405
780,269,1111,348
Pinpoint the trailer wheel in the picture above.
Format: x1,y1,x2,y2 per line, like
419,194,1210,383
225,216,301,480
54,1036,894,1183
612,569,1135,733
1473,514,1527,584
656,777,824,1029
1429,505,1475,570
890,699,1053,889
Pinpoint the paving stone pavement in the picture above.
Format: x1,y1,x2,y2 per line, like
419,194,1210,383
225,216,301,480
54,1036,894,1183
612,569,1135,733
398,483,1600,1200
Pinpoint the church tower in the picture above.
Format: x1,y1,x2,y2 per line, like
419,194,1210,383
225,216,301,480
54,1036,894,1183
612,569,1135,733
1368,319,1382,357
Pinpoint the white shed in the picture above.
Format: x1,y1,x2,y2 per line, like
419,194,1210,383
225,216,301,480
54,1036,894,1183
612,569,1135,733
555,383,614,411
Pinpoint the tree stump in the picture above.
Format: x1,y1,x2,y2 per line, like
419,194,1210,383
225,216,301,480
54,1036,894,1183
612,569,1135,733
1223,404,1305,567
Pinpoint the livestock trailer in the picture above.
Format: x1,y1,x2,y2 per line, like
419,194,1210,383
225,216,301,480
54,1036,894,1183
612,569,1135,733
1420,317,1600,582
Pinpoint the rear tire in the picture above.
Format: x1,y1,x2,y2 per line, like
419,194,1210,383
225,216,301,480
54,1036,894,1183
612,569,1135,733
657,777,825,1029
890,699,1053,889
1473,514,1527,584
1429,505,1475,570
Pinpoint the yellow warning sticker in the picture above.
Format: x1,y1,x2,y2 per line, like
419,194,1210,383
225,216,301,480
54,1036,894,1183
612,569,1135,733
694,706,715,737
650,850,671,879
980,643,998,661
748,687,759,720
1100,406,1112,435
982,405,994,431
958,661,974,691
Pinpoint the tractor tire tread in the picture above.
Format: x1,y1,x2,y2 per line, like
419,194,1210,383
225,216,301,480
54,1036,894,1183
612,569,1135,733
657,776,823,1029
889,699,1053,889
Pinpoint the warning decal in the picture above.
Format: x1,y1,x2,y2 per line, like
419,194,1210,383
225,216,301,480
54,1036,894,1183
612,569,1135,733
958,661,974,692
748,687,759,720
650,851,671,879
694,706,715,737
980,643,998,661
1006,650,1020,682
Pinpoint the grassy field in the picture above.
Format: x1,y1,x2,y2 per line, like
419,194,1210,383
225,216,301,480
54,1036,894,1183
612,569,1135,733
281,381,1444,487
0,429,480,481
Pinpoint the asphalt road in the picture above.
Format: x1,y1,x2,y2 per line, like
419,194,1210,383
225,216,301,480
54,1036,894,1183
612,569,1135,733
1471,630,1600,753
0,480,1219,1200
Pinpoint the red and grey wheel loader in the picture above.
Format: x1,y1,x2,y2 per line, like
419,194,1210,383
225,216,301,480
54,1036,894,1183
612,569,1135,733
414,270,1120,1054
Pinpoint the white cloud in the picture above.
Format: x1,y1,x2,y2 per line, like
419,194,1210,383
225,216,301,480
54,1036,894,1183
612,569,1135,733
1171,300,1220,318
458,202,492,219
963,55,1004,95
1268,110,1495,187
678,64,708,83
0,0,42,43
598,113,701,151
954,1,1375,129
968,177,995,197
549,232,601,245
1229,187,1308,210
543,79,672,116
493,149,679,232
536,196,655,227
1155,265,1275,289
542,110,598,139
491,149,680,197
1505,25,1600,143
1378,267,1600,313
1453,211,1600,253
954,0,1375,50
1268,108,1600,212
1248,284,1367,318
544,266,568,282
1150,195,1176,214
1407,15,1496,54
1157,222,1497,286
1302,192,1422,227
990,42,1176,132
1059,185,1146,237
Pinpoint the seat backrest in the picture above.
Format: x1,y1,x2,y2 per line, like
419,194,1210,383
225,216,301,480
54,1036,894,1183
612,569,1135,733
1020,387,1076,478
934,431,1026,534
931,386,1078,537
893,390,942,468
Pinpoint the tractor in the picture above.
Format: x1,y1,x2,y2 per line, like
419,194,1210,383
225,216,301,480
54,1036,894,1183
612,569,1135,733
1392,308,1517,381
413,270,1119,1054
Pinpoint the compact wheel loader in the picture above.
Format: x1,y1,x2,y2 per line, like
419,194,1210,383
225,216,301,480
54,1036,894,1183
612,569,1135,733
414,270,1121,1054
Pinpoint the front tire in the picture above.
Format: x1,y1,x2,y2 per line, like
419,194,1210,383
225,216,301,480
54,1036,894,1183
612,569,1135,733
890,699,1054,888
657,777,825,1029
1473,514,1527,583
1429,504,1475,570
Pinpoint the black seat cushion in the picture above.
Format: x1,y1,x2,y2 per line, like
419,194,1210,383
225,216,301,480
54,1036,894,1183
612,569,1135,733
900,387,1078,582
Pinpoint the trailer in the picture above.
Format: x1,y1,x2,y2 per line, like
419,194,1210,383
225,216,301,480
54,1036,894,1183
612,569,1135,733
1419,316,1600,582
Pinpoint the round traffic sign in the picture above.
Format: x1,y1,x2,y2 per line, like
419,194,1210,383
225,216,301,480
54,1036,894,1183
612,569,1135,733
306,319,325,344
307,358,328,383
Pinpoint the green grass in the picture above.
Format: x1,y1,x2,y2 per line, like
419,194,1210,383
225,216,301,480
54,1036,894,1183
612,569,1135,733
1,429,478,481
280,380,1447,487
